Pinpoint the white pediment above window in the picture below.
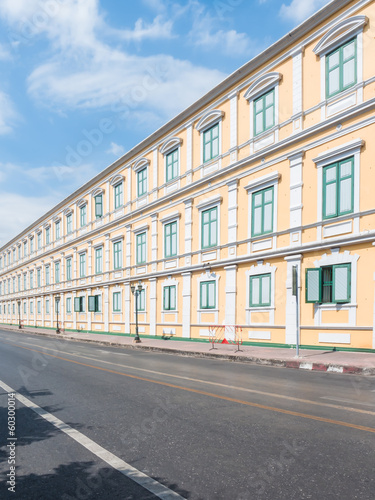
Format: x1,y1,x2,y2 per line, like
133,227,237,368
133,157,150,172
53,216,61,223
160,137,183,155
244,72,282,102
63,208,73,216
313,16,368,56
109,174,124,186
196,110,224,132
76,198,88,208
92,187,105,197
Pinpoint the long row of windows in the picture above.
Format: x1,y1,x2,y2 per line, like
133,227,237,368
0,153,356,294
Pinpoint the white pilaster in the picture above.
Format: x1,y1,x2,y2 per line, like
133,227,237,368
87,241,92,283
227,179,238,257
186,123,193,184
151,214,158,267
285,254,302,345
105,234,110,277
182,272,191,338
125,282,131,333
288,151,304,246
153,149,158,201
104,285,109,332
229,91,238,163
149,278,157,336
224,265,237,325
291,46,304,133
184,199,193,266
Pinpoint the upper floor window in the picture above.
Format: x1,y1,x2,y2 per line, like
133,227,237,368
45,227,50,245
137,168,147,198
79,254,86,278
45,265,50,285
37,233,42,249
66,259,72,281
55,262,60,283
114,183,123,209
80,205,87,227
23,273,27,290
95,247,103,274
29,271,34,289
326,39,356,98
252,186,274,237
37,268,41,288
203,124,219,163
17,276,21,292
136,288,146,311
55,221,61,240
201,206,218,249
323,157,353,219
12,248,16,262
18,246,21,260
136,232,147,265
66,213,73,234
66,297,72,314
30,238,34,254
95,194,103,218
254,89,275,136
164,221,177,258
113,241,122,270
166,149,179,183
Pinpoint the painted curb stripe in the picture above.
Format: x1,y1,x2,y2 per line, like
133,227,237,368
0,380,185,500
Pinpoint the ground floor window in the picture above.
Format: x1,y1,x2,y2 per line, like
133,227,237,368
306,264,351,303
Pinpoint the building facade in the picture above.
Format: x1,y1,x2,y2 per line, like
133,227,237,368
1,0,375,350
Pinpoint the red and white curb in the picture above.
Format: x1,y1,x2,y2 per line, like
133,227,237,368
285,360,370,375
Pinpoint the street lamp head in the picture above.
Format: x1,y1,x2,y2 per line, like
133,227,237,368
137,281,142,292
130,284,135,294
55,295,60,303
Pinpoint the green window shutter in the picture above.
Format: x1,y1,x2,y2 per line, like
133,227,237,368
166,149,179,182
305,268,322,303
326,38,356,98
74,297,81,312
333,264,351,303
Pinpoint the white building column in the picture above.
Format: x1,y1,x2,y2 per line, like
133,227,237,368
87,241,92,283
227,179,238,258
106,180,110,221
224,265,237,325
124,282,131,333
60,253,65,283
104,285,109,332
125,224,132,275
185,123,193,184
87,288,92,331
291,46,304,133
152,148,158,201
151,214,158,272
229,90,238,164
72,290,77,330
285,254,302,345
60,292,64,330
182,271,192,338
73,248,77,280
289,151,304,247
184,199,193,266
149,278,157,336
50,293,54,329
105,233,110,279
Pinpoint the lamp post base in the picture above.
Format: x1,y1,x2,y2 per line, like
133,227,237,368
133,336,141,344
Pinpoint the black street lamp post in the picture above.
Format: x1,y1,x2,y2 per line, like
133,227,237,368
130,282,142,343
55,295,60,334
18,300,21,329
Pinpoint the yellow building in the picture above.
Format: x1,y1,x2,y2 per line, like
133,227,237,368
1,0,375,351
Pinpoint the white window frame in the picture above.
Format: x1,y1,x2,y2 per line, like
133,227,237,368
196,195,222,256
244,72,282,142
313,16,367,119
313,138,363,239
244,171,280,253
196,110,224,171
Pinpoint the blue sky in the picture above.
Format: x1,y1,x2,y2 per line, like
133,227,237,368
0,0,331,246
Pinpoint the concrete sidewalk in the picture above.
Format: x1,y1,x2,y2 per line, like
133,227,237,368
2,324,375,376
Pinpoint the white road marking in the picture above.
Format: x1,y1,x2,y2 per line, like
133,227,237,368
4,338,375,417
0,379,185,500
320,396,375,407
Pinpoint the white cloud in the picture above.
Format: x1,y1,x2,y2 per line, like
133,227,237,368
187,1,254,57
0,91,18,134
107,142,125,157
0,0,225,120
114,15,174,42
0,192,57,246
0,44,11,60
280,0,332,23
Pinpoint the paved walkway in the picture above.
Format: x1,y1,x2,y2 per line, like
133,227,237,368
2,324,375,375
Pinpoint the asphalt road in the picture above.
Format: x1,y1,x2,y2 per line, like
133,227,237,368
0,329,374,500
